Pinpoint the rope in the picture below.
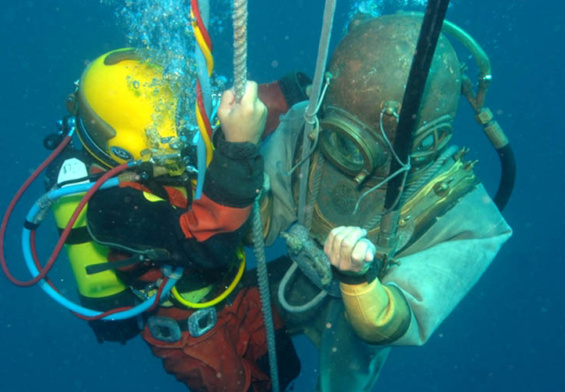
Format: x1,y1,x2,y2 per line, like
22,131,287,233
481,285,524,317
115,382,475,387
233,0,247,102
297,0,336,225
251,201,280,392
232,2,279,390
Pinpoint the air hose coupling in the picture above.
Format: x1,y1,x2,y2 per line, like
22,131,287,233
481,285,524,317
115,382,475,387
476,108,508,149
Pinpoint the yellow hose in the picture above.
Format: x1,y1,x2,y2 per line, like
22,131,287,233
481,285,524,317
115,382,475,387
171,252,246,309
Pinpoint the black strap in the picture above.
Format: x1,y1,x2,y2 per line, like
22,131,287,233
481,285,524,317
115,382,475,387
85,255,146,275
278,72,312,107
333,263,380,285
58,226,91,245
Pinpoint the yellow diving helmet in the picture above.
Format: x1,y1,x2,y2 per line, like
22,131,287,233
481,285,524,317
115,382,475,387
67,48,184,170
319,14,462,184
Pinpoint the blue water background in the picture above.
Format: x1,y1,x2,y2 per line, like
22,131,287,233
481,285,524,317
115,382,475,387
0,1,563,391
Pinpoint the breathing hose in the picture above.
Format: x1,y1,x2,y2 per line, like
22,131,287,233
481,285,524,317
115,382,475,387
0,134,72,286
191,0,214,199
14,160,183,319
441,17,515,211
492,143,515,211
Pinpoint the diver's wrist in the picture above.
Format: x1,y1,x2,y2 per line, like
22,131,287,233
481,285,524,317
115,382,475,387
214,128,260,159
333,263,379,285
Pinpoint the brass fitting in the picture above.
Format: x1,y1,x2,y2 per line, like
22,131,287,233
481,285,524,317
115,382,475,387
484,121,509,149
475,108,494,125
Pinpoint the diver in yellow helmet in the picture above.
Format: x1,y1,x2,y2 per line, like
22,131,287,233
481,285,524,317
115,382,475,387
242,12,513,392
43,48,303,391
66,48,188,174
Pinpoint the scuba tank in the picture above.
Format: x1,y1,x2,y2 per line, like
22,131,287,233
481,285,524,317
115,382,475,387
51,156,140,343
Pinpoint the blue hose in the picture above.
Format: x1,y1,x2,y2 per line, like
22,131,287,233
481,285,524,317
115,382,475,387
22,178,181,320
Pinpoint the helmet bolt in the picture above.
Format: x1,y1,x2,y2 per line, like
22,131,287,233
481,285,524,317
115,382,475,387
383,101,400,117
433,181,450,197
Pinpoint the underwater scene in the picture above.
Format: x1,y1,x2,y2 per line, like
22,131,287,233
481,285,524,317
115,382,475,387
0,0,563,391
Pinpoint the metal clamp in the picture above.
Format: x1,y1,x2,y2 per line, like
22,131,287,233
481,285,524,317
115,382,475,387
188,307,217,338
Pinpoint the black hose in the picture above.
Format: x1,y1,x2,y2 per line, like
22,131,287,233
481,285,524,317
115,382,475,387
383,0,451,210
494,143,516,211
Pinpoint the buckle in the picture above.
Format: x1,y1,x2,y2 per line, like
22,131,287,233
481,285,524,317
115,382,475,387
146,316,182,342
188,307,217,338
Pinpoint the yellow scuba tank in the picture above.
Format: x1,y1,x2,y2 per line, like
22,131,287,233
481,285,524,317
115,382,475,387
51,157,131,306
